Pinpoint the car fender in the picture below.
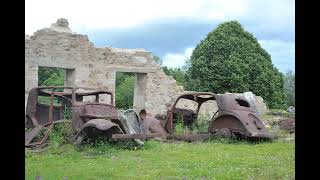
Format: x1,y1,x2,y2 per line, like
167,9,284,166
74,119,124,144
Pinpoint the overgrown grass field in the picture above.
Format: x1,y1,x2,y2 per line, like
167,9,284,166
25,139,295,179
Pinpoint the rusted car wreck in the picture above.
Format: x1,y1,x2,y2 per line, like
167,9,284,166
164,92,271,140
25,86,161,149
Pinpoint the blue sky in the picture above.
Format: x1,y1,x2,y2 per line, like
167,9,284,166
26,0,294,73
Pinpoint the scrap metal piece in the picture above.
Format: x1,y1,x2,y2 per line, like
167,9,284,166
25,119,71,149
25,123,54,148
118,109,143,134
25,126,43,145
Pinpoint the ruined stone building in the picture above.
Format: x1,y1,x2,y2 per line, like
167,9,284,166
25,19,267,117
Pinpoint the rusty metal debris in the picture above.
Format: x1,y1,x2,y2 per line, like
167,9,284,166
164,92,272,140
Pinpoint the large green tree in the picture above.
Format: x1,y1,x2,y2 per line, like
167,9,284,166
185,21,285,109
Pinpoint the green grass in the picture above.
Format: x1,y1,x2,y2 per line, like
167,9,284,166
25,140,295,179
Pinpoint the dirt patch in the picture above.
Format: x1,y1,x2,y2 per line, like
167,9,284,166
278,118,295,133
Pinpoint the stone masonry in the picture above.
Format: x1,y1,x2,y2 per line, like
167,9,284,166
25,18,267,117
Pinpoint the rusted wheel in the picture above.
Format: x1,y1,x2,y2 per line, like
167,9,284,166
74,134,85,145
215,128,232,138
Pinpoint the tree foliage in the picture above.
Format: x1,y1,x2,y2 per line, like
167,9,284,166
153,55,163,65
153,54,186,86
185,21,285,109
284,71,295,107
162,66,186,86
38,67,65,86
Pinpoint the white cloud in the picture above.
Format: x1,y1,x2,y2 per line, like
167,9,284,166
25,0,250,34
162,47,194,68
26,0,294,35
245,0,295,31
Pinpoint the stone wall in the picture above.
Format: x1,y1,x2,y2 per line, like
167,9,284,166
25,18,267,117
25,19,185,116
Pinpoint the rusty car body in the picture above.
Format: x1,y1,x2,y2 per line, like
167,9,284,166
164,92,271,139
25,86,162,149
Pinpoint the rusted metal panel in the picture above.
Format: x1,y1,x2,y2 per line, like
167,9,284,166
35,104,62,125
71,106,85,132
118,109,142,133
26,88,40,127
82,104,118,120
25,126,43,145
48,90,54,123
79,119,122,131
25,123,54,148
74,119,124,144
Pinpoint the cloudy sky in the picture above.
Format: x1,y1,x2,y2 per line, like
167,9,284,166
25,0,294,73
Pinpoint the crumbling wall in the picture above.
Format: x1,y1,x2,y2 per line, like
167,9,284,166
25,19,186,116
25,18,268,117
145,67,185,116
